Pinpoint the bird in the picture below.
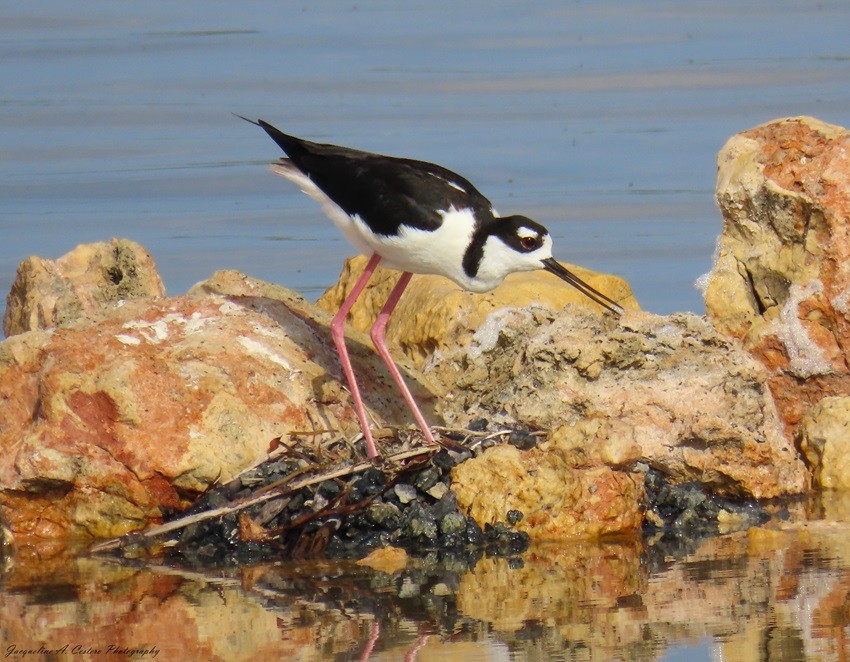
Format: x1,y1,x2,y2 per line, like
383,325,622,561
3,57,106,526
239,116,622,458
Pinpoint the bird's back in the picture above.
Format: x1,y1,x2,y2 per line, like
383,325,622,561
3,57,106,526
255,120,494,237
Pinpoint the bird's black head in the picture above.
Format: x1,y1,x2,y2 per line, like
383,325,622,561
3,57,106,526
493,215,550,254
471,214,623,314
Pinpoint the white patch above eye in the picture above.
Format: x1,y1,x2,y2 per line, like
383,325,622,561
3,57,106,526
517,227,539,240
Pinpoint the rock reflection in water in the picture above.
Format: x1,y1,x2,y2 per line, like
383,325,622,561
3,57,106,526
2,519,850,660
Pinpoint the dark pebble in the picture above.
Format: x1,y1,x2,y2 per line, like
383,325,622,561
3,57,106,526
431,449,459,472
465,518,484,546
413,466,441,493
508,430,538,450
506,509,524,525
431,491,458,520
467,418,489,432
366,502,402,530
316,480,342,498
479,438,500,451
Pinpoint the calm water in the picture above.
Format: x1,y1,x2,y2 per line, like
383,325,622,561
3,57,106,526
2,2,850,316
3,500,850,661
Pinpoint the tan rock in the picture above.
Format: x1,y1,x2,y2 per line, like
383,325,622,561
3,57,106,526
317,254,639,367
432,306,808,499
704,116,850,436
0,270,440,539
451,444,643,540
3,238,165,337
798,396,850,490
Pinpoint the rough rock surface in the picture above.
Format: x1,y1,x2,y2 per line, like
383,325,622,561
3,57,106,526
3,238,165,337
317,254,639,367
704,116,850,441
431,306,808,499
0,270,439,539
451,444,644,540
798,396,850,490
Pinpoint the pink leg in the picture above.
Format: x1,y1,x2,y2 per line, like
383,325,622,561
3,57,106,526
370,272,437,445
404,634,430,662
332,253,382,458
358,621,380,662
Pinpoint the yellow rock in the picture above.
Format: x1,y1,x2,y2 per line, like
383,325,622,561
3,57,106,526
3,238,165,337
798,396,850,490
317,254,639,367
450,444,644,540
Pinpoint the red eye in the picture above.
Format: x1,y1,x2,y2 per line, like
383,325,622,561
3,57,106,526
520,235,537,250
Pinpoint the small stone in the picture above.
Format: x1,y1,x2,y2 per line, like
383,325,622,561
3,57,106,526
431,582,452,596
426,482,449,501
465,518,484,546
355,546,408,574
398,577,421,599
508,430,538,450
402,503,438,541
507,556,525,570
317,480,342,498
439,512,467,535
506,509,523,525
366,502,401,529
413,466,441,492
393,483,418,504
431,449,459,471
467,418,489,432
406,517,438,541
430,490,458,520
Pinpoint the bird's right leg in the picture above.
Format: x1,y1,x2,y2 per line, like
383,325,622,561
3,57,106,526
370,272,437,446
331,253,383,459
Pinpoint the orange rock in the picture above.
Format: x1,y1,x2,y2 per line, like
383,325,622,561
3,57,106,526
355,545,409,574
0,269,439,540
705,116,850,446
798,396,850,490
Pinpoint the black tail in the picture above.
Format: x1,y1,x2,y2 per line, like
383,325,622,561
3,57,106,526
233,113,308,160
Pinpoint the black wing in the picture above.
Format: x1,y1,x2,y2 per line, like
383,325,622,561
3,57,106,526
251,118,495,235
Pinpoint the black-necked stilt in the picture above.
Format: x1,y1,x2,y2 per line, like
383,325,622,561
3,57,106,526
240,117,622,458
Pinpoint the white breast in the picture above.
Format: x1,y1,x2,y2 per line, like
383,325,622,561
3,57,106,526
351,207,484,287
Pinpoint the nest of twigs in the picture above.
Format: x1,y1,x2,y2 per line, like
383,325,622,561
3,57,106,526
90,422,538,566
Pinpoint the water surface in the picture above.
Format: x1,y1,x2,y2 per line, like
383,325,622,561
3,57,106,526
3,504,850,660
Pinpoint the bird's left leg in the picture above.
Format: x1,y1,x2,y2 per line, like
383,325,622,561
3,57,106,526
331,253,383,458
370,272,437,445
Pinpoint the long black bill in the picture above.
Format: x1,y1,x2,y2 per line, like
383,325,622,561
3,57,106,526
542,258,624,315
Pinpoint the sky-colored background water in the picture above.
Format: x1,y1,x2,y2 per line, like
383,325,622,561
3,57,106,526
2,1,850,320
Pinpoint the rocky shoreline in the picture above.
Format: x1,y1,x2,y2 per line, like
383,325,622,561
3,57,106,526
2,116,850,563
